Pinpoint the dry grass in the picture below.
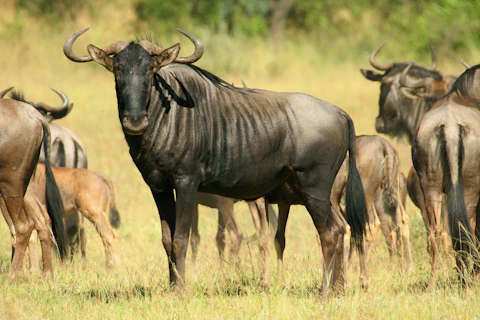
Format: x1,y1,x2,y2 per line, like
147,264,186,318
1,3,480,319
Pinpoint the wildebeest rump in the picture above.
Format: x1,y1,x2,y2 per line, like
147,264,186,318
63,28,368,293
272,135,413,289
0,98,67,275
8,88,89,260
412,64,480,287
360,44,452,143
31,163,121,267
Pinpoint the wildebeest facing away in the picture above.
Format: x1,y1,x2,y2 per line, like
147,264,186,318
63,28,368,293
6,87,89,259
0,98,67,275
412,64,480,288
271,135,413,289
360,44,454,143
30,163,121,267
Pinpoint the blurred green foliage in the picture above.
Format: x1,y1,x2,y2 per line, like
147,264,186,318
10,0,480,58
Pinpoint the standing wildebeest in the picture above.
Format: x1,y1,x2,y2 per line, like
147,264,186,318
31,163,120,267
0,98,67,276
361,47,456,259
63,28,368,293
8,87,89,260
360,44,453,143
412,64,480,288
272,135,413,289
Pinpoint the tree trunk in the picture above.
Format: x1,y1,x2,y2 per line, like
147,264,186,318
268,0,293,45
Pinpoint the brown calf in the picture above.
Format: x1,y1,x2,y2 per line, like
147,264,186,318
31,163,120,267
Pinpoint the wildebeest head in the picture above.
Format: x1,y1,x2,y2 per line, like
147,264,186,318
5,87,73,122
63,28,204,136
360,44,448,143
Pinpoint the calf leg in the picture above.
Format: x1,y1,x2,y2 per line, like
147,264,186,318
77,208,119,268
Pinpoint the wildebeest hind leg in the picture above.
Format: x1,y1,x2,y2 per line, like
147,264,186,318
299,184,345,294
6,195,35,277
274,202,291,286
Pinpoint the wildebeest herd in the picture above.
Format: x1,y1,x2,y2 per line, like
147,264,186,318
1,27,479,296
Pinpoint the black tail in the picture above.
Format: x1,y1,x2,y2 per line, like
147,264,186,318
344,115,369,252
442,127,471,255
103,174,121,228
42,123,68,259
110,206,121,229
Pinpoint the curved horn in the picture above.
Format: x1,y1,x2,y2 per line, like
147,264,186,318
174,29,204,64
139,29,204,64
399,62,430,89
35,87,72,118
64,28,129,63
429,44,437,71
369,43,392,71
139,40,164,55
0,86,13,98
460,59,471,69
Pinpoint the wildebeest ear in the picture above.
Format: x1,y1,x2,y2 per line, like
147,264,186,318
87,44,114,72
360,69,383,81
150,43,181,73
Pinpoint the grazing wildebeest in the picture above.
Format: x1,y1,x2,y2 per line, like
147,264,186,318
30,163,120,267
271,135,413,289
0,98,67,276
412,64,480,288
360,44,453,143
8,87,89,260
63,28,368,293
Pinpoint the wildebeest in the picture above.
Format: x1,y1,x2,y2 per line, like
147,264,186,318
360,44,453,143
272,135,413,289
412,64,480,288
0,98,67,276
7,87,89,260
63,28,368,293
30,163,120,267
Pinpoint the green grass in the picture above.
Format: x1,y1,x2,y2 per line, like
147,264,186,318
2,2,480,319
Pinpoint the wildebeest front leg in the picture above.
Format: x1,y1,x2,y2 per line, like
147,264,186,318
152,189,177,286
172,183,198,290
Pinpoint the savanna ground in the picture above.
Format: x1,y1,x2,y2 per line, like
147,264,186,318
1,2,480,319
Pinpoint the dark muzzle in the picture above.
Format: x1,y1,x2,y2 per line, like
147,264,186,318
375,117,385,133
122,115,149,135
